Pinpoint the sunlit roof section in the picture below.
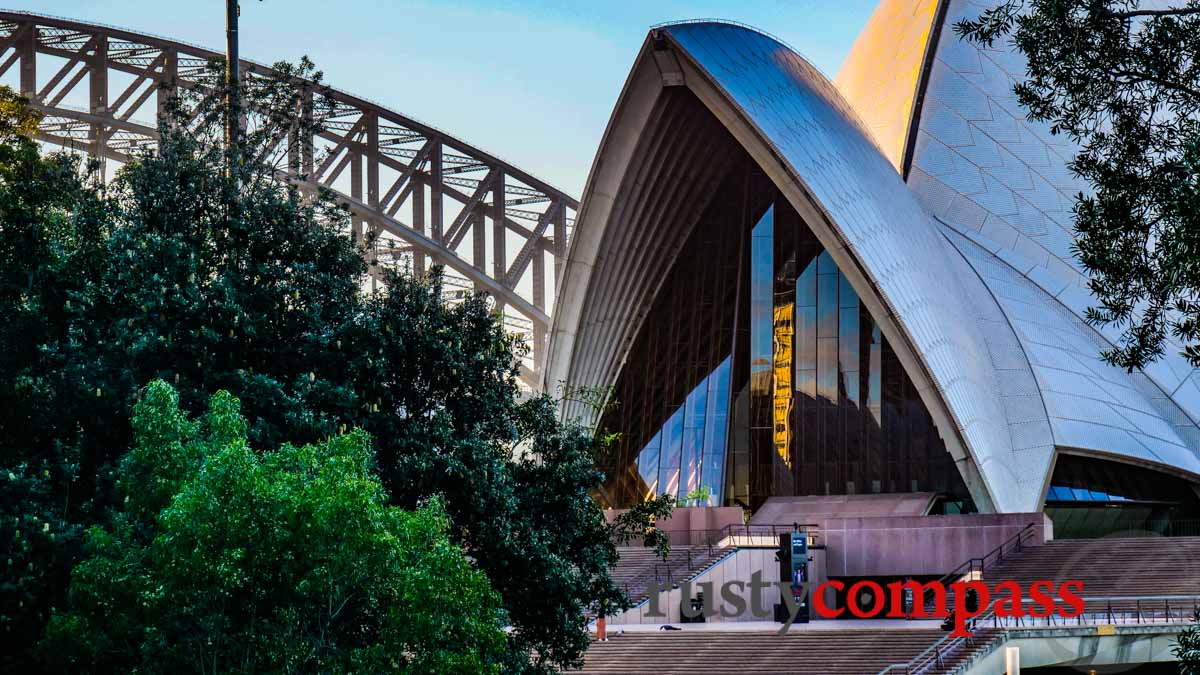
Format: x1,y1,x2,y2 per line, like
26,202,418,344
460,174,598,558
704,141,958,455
834,0,942,172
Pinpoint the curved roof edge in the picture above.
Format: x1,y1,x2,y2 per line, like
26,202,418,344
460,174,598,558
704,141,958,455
834,0,946,173
549,20,1072,512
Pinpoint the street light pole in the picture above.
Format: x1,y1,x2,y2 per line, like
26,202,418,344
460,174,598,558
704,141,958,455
225,0,239,171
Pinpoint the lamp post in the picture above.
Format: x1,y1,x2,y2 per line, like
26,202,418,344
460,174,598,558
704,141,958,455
225,0,240,172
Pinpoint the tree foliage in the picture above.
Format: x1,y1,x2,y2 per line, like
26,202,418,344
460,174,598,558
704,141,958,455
956,1,1200,369
0,52,646,671
0,87,105,665
611,494,678,561
44,381,506,674
1176,609,1200,673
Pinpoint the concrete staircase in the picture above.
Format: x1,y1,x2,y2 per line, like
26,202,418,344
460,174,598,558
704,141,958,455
875,627,1007,675
583,536,1200,674
568,628,950,674
981,535,1200,614
610,545,732,608
911,536,1200,674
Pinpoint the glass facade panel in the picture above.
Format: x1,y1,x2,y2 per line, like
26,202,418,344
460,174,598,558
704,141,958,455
839,304,860,403
868,323,882,425
594,155,755,507
816,338,838,402
636,431,662,498
816,265,838,338
795,259,818,399
680,378,709,499
1045,454,1200,538
701,357,732,506
750,208,774,396
596,129,972,511
658,408,684,499
625,358,733,506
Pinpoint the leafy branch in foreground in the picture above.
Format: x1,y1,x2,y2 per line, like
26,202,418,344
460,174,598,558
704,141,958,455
1175,608,1200,674
43,381,506,674
611,494,679,561
956,1,1200,369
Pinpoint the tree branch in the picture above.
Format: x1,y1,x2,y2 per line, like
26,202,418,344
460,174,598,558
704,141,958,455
1109,8,1200,19
1108,68,1200,99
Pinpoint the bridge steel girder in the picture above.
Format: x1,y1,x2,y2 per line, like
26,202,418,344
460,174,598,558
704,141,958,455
0,10,576,389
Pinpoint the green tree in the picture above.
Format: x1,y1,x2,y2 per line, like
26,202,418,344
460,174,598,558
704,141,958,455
955,1,1200,369
0,85,106,665
1175,609,1200,673
43,380,506,674
0,62,642,672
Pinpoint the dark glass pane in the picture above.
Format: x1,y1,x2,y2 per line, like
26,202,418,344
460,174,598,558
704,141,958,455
797,258,817,307
750,206,774,393
817,337,838,402
659,408,684,499
593,100,749,507
817,249,837,274
839,271,858,309
817,271,838,338
773,305,794,455
1046,454,1200,537
680,378,709,500
868,322,882,425
796,370,816,402
702,356,732,504
839,306,860,398
636,431,662,498
795,306,817,392
594,90,973,510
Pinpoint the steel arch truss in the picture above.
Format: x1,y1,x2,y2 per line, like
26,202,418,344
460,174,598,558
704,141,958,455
0,10,576,389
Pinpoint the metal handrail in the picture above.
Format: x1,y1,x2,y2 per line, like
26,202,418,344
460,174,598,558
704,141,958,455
876,608,995,675
620,522,823,598
615,522,821,553
877,523,1038,674
877,594,1200,675
1052,518,1200,538
989,594,1200,629
918,522,1038,613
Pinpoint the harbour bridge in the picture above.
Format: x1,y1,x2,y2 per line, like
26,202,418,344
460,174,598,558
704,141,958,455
0,9,578,390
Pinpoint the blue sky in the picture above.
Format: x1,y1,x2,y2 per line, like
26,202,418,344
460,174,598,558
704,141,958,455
28,1,879,196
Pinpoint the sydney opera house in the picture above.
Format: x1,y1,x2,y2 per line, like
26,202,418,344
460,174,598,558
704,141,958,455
560,6,1200,663
546,0,1200,540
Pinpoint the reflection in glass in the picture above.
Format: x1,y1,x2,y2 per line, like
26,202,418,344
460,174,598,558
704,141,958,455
868,323,882,425
1045,454,1200,538
680,379,709,499
702,358,732,505
637,431,662,498
659,408,683,499
795,259,818,399
596,113,972,511
632,357,733,505
773,303,794,468
750,207,774,396
595,150,748,507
